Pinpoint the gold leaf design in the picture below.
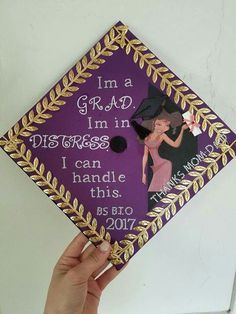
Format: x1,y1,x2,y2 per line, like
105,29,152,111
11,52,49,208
171,203,177,215
222,153,227,166
119,239,135,262
165,208,171,220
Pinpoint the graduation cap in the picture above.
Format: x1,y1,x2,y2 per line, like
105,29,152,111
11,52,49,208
130,95,167,120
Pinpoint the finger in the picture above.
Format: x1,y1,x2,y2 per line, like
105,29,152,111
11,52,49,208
80,242,96,262
72,240,111,281
96,262,129,290
93,260,111,279
80,243,111,278
60,232,88,260
67,242,110,281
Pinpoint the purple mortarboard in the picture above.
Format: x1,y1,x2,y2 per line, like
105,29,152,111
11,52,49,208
1,21,235,271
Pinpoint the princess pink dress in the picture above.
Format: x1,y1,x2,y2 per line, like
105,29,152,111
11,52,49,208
144,136,172,192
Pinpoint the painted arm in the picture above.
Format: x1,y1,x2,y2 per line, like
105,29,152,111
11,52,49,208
161,124,188,148
142,144,149,184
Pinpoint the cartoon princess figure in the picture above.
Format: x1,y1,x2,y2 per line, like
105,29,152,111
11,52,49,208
142,110,188,192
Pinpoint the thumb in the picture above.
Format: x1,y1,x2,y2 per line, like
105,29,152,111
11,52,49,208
76,240,111,280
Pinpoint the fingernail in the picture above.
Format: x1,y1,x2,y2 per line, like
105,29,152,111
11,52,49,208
99,241,110,252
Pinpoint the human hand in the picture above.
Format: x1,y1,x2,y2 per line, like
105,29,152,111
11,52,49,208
181,123,189,131
44,233,127,314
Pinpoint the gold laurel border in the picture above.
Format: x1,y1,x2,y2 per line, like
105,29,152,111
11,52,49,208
109,26,236,263
1,23,236,266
